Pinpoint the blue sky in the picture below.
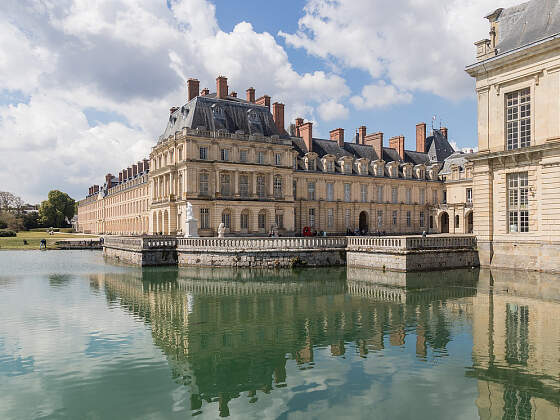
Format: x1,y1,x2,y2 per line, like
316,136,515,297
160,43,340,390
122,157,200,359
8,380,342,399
0,0,519,203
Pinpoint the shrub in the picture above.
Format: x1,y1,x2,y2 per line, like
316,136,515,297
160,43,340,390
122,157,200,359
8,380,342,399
0,221,7,229
0,230,16,237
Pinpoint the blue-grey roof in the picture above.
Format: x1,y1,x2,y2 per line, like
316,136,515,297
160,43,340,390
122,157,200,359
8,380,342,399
159,95,285,141
425,129,455,163
440,152,473,174
494,0,560,55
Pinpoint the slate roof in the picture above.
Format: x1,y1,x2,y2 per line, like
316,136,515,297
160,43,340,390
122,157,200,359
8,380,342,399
440,151,475,175
425,129,455,163
493,0,560,55
158,95,285,142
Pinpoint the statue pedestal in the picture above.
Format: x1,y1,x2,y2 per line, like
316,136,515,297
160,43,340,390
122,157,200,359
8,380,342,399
184,218,199,238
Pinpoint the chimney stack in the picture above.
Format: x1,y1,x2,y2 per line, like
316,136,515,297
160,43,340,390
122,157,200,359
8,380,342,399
93,185,99,194
105,173,113,188
201,88,209,96
118,172,123,183
143,158,150,171
246,87,255,103
230,91,237,98
389,135,405,160
416,123,426,153
440,127,448,139
216,76,228,99
256,95,271,110
330,128,345,147
300,121,313,152
137,161,143,173
127,167,132,180
132,164,138,177
358,126,367,144
295,117,304,136
364,132,384,161
272,102,285,133
187,78,200,101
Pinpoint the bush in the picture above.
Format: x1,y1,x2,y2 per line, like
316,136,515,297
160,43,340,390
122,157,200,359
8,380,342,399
0,230,16,237
0,221,6,229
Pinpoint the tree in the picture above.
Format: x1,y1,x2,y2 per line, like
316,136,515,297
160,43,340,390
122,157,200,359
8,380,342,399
23,212,41,230
0,211,23,231
39,190,76,228
0,191,24,214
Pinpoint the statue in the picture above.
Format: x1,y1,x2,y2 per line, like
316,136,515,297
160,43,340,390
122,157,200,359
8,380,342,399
184,202,199,238
218,222,225,238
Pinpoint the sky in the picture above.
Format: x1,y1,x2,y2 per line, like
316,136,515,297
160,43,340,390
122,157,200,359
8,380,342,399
0,0,521,204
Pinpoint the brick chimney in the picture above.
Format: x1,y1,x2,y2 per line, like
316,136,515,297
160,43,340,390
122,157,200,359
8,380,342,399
127,167,132,180
201,88,209,96
170,106,179,115
364,132,383,161
132,164,138,177
272,102,285,133
122,169,127,181
88,186,92,195
358,126,367,144
416,123,426,153
143,158,150,171
93,185,99,193
137,161,143,173
187,78,199,101
295,117,304,136
105,173,113,188
330,128,345,147
440,127,448,139
300,122,313,152
216,76,228,99
246,87,255,103
256,95,271,110
389,135,405,160
118,172,123,183
230,91,237,98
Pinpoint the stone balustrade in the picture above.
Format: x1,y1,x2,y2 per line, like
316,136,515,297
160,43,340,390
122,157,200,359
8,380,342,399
104,236,177,251
177,236,347,251
347,235,476,251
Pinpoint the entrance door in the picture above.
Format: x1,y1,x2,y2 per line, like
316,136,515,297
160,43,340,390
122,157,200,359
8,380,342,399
359,211,368,233
440,212,449,233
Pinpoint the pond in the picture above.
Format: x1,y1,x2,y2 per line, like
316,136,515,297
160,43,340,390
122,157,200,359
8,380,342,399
0,251,559,419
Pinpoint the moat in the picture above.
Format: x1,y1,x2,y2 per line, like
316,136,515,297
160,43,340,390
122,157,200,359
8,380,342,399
1,251,559,419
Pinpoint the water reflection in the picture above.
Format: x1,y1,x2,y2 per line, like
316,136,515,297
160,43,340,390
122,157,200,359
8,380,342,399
86,267,502,417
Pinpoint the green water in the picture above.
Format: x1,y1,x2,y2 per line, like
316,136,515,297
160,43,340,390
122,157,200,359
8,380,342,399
1,251,559,419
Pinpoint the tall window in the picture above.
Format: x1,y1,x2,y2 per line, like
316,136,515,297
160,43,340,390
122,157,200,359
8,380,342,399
241,211,249,230
258,211,266,230
406,188,412,205
432,189,438,204
199,146,208,160
257,175,266,198
199,173,209,195
344,183,351,202
273,176,283,198
240,175,249,198
345,209,351,228
392,210,398,226
506,88,531,150
406,211,411,227
419,211,425,227
361,184,368,203
220,148,229,161
200,208,209,229
377,185,384,203
307,182,316,200
455,214,460,228
443,191,447,204
327,208,334,228
466,188,472,203
275,153,282,166
377,210,383,228
308,159,316,171
508,172,529,233
377,165,383,177
392,187,398,204
275,213,284,229
309,208,315,227
257,151,265,165
419,188,425,205
327,161,334,172
293,180,297,199
220,173,231,196
222,210,231,228
240,149,248,163
327,183,334,201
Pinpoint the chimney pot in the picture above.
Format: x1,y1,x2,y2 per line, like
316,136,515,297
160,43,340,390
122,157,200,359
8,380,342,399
216,76,228,99
358,126,367,144
364,132,384,160
256,95,271,110
246,87,255,103
132,164,138,177
201,88,209,96
300,121,313,152
416,123,427,153
187,78,200,101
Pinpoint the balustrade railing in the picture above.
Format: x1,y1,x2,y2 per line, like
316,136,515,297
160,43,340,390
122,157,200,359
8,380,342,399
177,236,347,251
347,235,476,251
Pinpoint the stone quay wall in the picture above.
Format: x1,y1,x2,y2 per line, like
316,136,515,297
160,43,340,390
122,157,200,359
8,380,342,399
103,236,178,266
479,239,560,274
177,237,347,268
346,236,478,272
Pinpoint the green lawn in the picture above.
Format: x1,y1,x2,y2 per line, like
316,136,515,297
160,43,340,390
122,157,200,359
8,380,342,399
0,231,99,250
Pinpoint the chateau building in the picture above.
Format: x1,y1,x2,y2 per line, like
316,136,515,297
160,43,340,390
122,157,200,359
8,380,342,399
78,74,462,237
466,0,560,271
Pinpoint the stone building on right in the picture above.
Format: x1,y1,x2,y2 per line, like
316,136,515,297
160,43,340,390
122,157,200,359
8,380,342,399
466,0,560,272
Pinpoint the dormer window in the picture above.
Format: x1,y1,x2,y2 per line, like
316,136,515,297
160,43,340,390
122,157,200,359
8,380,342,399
327,161,334,172
308,159,315,171
212,104,225,119
275,153,282,166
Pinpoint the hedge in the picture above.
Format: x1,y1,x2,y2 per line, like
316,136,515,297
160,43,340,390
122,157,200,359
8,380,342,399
0,230,16,237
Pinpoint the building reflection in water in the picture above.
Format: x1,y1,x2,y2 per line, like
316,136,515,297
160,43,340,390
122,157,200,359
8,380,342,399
89,266,559,418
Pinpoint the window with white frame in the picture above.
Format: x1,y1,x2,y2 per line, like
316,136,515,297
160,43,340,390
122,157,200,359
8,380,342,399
377,210,383,228
220,173,231,196
220,148,229,161
200,208,209,229
309,208,315,227
392,187,398,204
508,172,529,233
240,149,248,163
257,151,265,165
377,185,384,203
420,211,425,227
275,153,282,166
327,183,334,201
466,188,472,203
327,160,334,172
406,188,412,204
506,88,531,150
240,175,249,197
327,208,334,228
308,182,316,200
344,183,351,202
199,147,208,160
361,184,368,203
199,173,209,195
222,210,231,228
257,175,266,198
377,165,384,177
273,176,283,198
241,211,249,229
308,159,315,171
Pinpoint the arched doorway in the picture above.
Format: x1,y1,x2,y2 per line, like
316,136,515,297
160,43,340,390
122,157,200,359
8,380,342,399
440,212,449,233
466,211,473,233
359,211,369,233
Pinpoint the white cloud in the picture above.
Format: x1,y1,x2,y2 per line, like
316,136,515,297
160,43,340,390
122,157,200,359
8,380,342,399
0,0,350,203
318,99,349,121
350,82,412,109
280,0,521,101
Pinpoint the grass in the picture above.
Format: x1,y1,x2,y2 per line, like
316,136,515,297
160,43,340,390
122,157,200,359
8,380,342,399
0,231,99,250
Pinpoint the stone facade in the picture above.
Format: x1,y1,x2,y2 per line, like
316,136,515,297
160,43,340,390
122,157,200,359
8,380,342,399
466,0,560,272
